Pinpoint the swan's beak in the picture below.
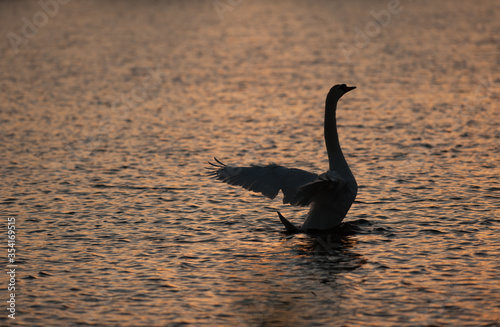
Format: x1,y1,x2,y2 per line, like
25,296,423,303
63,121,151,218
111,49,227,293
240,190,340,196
344,86,356,93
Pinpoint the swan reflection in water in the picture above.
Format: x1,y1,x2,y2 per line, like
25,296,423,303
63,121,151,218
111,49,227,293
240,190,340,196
286,219,368,272
231,224,367,327
208,84,358,233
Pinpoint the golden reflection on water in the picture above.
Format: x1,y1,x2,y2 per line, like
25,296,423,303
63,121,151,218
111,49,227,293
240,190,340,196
0,0,499,326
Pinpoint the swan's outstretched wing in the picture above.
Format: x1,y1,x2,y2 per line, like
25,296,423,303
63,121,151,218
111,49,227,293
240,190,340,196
293,171,345,206
207,158,318,206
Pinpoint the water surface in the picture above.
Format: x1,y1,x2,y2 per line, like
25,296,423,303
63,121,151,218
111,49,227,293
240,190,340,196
0,0,499,326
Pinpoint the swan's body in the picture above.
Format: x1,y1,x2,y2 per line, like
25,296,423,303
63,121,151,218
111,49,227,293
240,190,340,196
208,84,358,232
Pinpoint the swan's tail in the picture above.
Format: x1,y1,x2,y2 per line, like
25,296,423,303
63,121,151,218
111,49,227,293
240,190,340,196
277,211,300,233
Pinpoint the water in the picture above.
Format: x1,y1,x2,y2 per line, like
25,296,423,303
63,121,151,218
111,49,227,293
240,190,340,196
0,0,499,326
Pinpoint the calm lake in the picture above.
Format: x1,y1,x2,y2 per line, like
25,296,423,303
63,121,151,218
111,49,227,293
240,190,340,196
0,0,499,326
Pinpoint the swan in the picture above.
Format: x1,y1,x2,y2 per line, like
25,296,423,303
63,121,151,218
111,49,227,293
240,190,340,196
207,84,358,233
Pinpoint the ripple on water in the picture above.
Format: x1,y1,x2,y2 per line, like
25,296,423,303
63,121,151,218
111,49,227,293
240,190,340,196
1,0,499,326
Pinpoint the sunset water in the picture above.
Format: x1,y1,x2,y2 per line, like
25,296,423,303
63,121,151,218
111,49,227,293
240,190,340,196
0,0,499,326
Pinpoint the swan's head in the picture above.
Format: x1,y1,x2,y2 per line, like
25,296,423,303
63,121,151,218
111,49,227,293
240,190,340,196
326,84,356,103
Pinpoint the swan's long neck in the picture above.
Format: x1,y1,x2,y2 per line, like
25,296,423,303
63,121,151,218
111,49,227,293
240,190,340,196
324,97,354,178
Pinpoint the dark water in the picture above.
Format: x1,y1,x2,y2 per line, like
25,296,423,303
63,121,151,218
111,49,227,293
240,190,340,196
0,1,499,326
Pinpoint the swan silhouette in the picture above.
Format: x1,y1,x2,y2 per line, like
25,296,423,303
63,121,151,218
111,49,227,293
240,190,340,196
208,84,358,233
